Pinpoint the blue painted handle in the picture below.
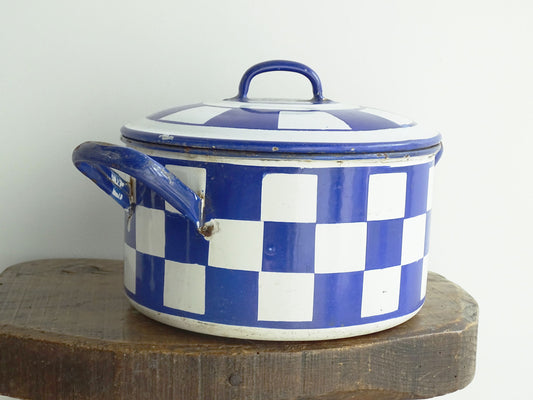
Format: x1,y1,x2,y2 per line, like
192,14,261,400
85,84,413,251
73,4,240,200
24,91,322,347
237,60,324,102
72,142,203,228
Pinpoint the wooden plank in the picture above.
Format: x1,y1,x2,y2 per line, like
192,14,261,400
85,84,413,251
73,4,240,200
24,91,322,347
0,259,478,400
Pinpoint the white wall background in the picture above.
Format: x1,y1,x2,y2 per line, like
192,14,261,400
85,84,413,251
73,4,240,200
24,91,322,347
1,1,532,399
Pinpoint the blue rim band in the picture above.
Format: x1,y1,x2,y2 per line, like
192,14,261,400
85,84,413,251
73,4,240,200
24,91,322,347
121,135,443,162
120,126,442,158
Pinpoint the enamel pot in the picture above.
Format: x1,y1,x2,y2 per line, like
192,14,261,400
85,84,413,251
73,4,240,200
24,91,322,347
72,60,442,341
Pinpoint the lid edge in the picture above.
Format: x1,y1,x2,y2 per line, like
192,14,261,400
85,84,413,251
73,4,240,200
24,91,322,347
121,124,441,155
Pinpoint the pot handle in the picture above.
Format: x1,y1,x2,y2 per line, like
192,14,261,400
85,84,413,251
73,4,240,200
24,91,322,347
72,142,203,228
236,60,324,103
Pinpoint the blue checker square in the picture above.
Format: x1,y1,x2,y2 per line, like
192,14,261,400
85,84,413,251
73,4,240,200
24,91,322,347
313,271,364,327
405,162,432,218
164,212,209,265
399,259,425,311
262,222,316,273
204,267,258,325
203,163,263,221
204,108,279,130
315,167,369,224
327,109,401,131
134,252,165,309
365,218,403,270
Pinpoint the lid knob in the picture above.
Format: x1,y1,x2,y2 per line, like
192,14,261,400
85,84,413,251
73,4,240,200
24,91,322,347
236,60,324,103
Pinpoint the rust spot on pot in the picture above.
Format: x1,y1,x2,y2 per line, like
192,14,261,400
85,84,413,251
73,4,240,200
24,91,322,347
198,220,218,239
129,176,136,203
126,177,136,224
199,223,215,238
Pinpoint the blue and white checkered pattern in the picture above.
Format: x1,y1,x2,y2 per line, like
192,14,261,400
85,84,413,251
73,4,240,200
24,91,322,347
122,102,442,156
150,103,415,131
124,157,434,330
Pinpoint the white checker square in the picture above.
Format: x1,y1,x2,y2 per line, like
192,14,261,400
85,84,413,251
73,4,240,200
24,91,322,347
361,265,402,318
258,272,314,322
427,166,434,211
401,214,427,265
420,256,429,301
135,205,166,257
314,222,367,273
261,173,318,223
124,244,136,294
208,219,264,271
160,106,229,124
164,165,207,213
164,260,205,314
367,172,407,221
278,111,351,130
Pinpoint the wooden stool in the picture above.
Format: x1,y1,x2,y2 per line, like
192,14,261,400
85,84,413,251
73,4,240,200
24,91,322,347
0,259,478,400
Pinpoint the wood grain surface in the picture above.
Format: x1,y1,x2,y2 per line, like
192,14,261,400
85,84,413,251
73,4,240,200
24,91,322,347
0,259,478,400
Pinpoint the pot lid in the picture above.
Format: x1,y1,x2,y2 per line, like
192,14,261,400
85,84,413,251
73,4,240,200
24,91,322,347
121,60,441,155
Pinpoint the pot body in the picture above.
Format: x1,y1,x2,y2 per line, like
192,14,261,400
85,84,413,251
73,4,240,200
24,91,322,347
122,142,436,340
